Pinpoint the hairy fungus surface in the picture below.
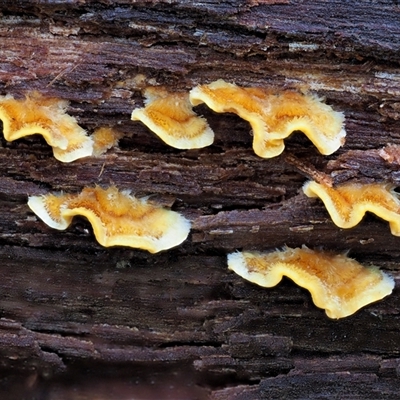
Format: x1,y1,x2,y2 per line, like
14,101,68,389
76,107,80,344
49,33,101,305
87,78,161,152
0,92,93,162
303,180,400,235
131,87,214,149
27,186,191,253
189,79,345,158
92,127,124,156
228,246,394,319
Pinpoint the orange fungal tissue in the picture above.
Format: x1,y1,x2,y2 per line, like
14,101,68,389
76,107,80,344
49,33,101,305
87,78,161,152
131,87,214,149
227,246,394,319
303,180,400,235
27,186,191,253
189,79,345,158
92,127,124,156
0,92,93,162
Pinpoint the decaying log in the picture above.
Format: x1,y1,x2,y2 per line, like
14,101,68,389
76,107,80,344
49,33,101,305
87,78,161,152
0,1,399,398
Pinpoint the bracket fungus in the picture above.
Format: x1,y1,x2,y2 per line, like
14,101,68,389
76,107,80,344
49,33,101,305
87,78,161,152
0,92,93,162
131,87,214,149
303,180,400,235
27,186,191,253
189,79,345,158
227,246,394,319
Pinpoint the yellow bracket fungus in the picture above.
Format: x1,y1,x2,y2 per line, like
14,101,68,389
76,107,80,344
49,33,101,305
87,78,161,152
189,79,345,158
0,92,93,162
227,246,394,319
131,87,214,149
303,180,400,235
27,186,191,253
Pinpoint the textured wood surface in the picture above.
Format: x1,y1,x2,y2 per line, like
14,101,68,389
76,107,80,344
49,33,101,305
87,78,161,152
0,1,399,398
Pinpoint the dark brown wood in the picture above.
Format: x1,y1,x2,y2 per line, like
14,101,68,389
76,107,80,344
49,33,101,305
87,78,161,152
0,1,399,398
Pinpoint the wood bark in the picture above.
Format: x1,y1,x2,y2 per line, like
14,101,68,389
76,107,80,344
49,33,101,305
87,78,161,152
0,1,399,398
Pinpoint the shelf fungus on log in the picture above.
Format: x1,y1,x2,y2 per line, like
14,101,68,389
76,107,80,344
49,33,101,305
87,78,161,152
189,79,345,158
303,180,400,236
227,246,394,319
131,87,214,149
0,92,93,162
27,186,191,253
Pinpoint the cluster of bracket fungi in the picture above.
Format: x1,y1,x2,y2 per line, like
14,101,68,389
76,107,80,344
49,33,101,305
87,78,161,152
0,79,396,318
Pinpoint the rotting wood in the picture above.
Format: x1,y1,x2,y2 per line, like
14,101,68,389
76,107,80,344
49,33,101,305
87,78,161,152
0,1,399,398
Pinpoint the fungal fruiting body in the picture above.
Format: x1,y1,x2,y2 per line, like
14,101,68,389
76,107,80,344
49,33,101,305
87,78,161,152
189,79,345,158
0,92,93,162
92,127,124,156
227,247,394,319
27,186,191,253
303,180,400,235
131,87,214,149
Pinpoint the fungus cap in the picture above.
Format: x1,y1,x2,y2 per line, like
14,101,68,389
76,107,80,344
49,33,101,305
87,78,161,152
228,246,394,319
92,127,123,156
303,180,400,235
0,92,93,162
131,87,214,149
189,79,345,158
28,186,191,253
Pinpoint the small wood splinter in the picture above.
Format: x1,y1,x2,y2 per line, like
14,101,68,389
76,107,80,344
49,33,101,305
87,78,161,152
189,79,345,158
131,87,214,149
27,186,191,253
227,246,394,319
0,92,93,162
303,180,400,235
